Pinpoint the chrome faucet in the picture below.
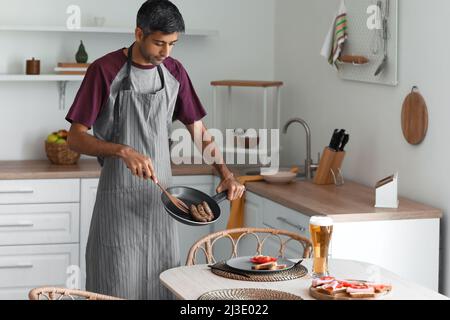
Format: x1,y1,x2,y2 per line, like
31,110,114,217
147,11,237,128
283,118,318,180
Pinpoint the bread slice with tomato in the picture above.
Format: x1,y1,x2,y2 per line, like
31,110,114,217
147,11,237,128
251,261,278,270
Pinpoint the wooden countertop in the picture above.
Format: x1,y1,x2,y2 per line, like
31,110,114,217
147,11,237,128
0,159,442,222
0,159,214,180
245,180,443,222
0,159,103,179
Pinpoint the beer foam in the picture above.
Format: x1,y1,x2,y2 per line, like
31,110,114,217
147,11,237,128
310,216,333,226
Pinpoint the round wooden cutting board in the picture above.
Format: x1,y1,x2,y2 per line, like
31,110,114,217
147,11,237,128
401,88,428,145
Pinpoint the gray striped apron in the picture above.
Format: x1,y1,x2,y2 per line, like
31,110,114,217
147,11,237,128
86,43,180,300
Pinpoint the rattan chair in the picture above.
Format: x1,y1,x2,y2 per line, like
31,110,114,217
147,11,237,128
186,227,312,266
28,287,123,300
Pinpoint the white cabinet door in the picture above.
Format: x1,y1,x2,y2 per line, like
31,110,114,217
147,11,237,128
0,244,78,300
173,175,214,265
243,192,264,229
236,192,264,258
0,203,79,246
79,179,99,290
261,198,310,259
0,179,79,204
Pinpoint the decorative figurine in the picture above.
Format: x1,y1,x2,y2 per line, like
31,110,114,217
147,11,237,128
76,40,88,63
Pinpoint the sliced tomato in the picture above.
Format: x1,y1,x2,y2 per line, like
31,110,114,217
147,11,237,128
339,281,354,287
348,284,370,290
250,255,278,264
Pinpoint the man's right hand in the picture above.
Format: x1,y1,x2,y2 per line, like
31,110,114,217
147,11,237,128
67,123,158,183
119,146,157,182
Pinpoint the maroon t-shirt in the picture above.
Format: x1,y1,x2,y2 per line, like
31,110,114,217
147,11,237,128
65,48,206,129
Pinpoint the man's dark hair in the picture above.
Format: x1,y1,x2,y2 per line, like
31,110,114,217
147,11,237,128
137,0,185,35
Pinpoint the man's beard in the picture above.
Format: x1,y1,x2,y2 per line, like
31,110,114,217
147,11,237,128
138,44,160,65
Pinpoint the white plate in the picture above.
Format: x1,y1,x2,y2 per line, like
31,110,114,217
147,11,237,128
261,171,297,184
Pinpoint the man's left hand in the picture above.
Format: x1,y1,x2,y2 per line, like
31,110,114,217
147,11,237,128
216,175,246,201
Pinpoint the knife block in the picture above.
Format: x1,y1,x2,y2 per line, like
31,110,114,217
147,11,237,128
313,147,346,185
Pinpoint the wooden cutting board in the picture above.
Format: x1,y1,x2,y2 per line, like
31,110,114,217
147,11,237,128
401,88,428,145
309,286,391,300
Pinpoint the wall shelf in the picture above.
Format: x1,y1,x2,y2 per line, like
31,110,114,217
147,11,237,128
211,79,283,132
0,74,84,81
211,80,284,88
0,24,218,111
222,146,281,156
0,74,84,110
0,25,219,36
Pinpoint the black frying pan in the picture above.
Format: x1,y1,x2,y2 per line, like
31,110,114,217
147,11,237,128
161,186,228,226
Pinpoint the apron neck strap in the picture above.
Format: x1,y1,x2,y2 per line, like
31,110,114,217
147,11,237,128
125,42,165,90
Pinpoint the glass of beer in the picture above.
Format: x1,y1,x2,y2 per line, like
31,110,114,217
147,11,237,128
309,216,333,278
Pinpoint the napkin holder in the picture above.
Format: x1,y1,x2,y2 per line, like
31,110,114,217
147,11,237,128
375,173,399,209
313,147,345,186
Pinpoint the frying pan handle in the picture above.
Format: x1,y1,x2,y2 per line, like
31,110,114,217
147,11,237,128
211,191,228,204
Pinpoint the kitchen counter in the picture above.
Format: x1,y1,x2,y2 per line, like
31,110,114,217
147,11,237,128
0,159,442,222
0,159,214,179
245,180,442,222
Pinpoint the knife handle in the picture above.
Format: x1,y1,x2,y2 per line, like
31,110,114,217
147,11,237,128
340,134,350,151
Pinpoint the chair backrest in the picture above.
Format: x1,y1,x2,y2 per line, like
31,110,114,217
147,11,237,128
28,287,123,300
186,228,312,266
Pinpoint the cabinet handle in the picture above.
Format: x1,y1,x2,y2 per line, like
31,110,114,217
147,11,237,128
0,188,34,194
0,262,34,269
276,217,307,233
0,221,34,228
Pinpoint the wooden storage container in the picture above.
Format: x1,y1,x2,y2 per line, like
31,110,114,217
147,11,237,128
313,147,346,185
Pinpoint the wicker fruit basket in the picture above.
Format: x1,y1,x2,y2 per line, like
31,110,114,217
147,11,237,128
45,141,80,165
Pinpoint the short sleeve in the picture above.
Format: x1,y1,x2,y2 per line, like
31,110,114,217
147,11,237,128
65,63,108,129
170,60,207,125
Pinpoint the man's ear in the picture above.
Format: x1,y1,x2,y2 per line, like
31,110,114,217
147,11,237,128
135,27,144,42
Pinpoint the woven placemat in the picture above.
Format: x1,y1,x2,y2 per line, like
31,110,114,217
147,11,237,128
210,262,308,282
198,288,303,300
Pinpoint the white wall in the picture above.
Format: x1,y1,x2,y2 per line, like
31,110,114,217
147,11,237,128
275,0,450,295
0,0,275,160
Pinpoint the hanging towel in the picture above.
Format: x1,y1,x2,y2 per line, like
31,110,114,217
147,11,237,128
226,167,300,240
320,0,348,67
226,175,264,239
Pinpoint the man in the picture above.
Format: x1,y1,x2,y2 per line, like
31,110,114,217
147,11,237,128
66,0,244,300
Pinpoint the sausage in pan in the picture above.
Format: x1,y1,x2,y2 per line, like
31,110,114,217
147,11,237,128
190,205,207,222
197,204,211,222
202,201,214,221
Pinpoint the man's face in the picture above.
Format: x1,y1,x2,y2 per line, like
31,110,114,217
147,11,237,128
136,29,179,65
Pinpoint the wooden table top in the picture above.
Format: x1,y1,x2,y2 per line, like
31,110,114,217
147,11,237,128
160,259,448,300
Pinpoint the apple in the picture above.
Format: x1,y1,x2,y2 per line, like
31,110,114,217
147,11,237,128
47,134,59,143
55,138,67,145
57,130,68,139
